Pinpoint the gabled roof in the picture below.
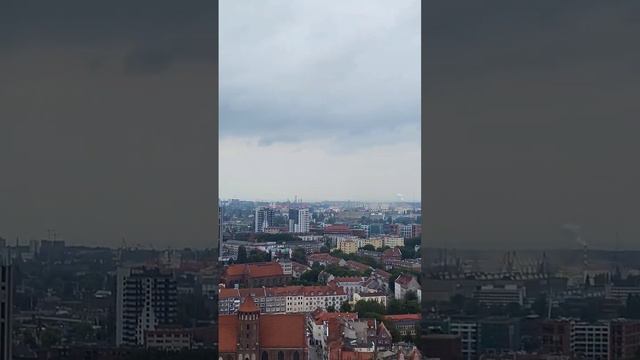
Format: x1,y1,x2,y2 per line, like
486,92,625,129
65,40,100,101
384,314,421,321
395,274,418,288
224,262,284,278
238,296,259,313
218,313,307,352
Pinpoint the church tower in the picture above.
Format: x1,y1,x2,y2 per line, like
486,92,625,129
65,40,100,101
237,296,260,360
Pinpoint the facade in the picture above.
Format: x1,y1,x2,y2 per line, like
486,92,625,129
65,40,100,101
606,285,640,302
116,266,178,347
337,239,359,254
394,274,422,302
384,314,421,337
477,317,521,353
541,319,572,355
289,208,310,234
221,262,291,288
610,319,640,360
571,321,610,360
382,236,404,248
218,297,308,360
473,284,526,307
450,319,478,360
144,328,192,351
219,285,348,315
0,256,12,360
255,207,275,233
331,277,365,300
352,292,387,308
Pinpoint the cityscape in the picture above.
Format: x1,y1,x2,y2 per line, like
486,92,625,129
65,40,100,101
3,0,637,359
218,199,423,359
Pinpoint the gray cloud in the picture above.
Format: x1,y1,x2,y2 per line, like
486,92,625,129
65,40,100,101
0,1,217,248
423,0,640,249
219,0,420,148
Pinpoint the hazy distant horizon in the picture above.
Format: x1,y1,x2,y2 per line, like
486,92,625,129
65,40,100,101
219,197,422,204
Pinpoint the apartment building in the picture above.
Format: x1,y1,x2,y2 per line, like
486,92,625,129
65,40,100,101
571,321,610,360
473,284,526,307
218,285,348,314
116,266,178,346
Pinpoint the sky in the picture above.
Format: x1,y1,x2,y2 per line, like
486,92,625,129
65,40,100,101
0,1,218,248
2,1,639,250
219,0,421,203
423,0,640,249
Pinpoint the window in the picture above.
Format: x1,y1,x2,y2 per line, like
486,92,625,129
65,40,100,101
277,352,284,360
262,352,269,360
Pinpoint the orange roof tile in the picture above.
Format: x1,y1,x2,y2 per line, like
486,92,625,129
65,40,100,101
224,262,284,279
384,314,422,321
260,314,306,348
219,313,307,352
239,296,259,313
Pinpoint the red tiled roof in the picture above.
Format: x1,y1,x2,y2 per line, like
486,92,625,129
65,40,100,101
395,274,416,286
384,314,422,321
219,313,306,352
313,311,358,325
239,296,259,313
260,314,306,348
224,262,284,278
382,247,402,258
324,224,351,234
346,260,370,271
334,276,363,283
373,269,391,279
308,253,340,262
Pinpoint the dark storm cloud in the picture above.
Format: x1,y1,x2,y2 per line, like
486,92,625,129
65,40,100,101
423,0,640,249
0,1,217,248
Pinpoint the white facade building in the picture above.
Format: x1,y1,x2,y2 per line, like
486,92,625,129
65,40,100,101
571,321,610,360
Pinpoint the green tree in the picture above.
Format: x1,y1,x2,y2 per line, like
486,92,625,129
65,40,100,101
341,301,353,312
299,269,321,285
355,300,386,317
292,247,307,264
361,244,376,251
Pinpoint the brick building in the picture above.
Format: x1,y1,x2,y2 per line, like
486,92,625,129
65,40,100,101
221,262,291,288
218,297,307,360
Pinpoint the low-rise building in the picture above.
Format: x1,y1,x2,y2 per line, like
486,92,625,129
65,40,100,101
384,314,421,337
144,327,191,351
218,285,348,315
473,284,526,307
394,274,421,302
353,292,387,308
221,262,291,288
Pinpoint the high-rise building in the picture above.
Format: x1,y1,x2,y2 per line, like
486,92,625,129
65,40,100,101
0,254,12,360
116,266,177,347
288,208,310,233
255,206,274,233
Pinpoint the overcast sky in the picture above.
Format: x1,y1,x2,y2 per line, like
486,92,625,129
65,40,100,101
424,0,640,249
0,1,217,248
219,0,421,202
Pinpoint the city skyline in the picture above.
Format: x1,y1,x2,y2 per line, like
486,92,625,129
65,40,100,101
219,0,421,203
